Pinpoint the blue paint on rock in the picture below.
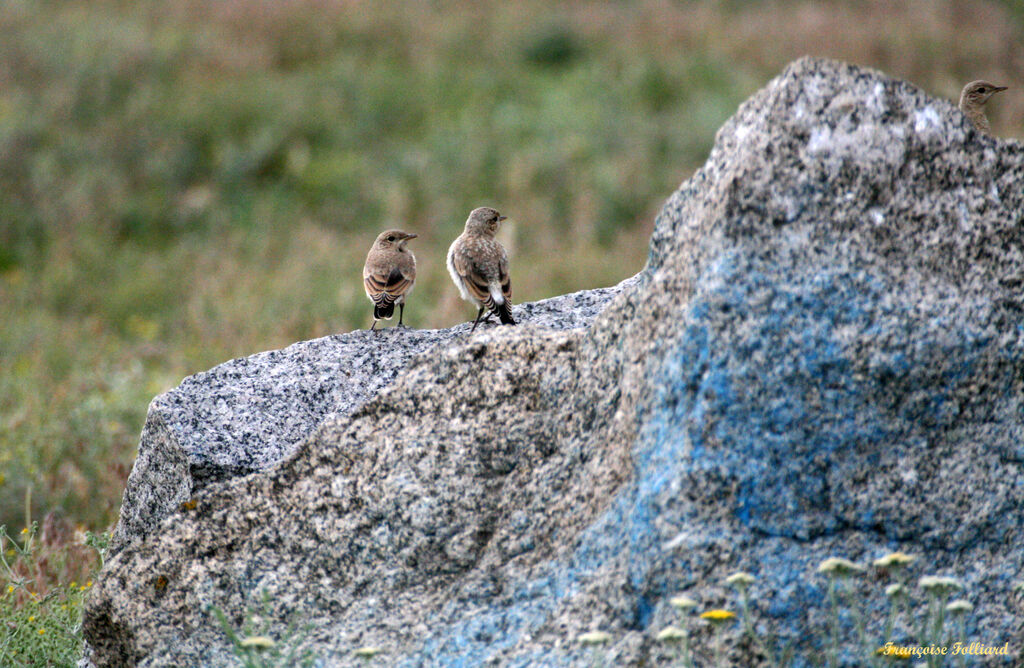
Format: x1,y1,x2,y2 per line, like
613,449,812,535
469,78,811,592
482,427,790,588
411,259,1015,666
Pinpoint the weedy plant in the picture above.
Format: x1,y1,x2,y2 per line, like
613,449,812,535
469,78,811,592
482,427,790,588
724,572,795,667
660,553,981,668
0,514,107,667
815,555,974,668
577,630,612,668
210,591,315,668
657,595,698,667
817,557,870,666
698,608,737,668
353,645,386,664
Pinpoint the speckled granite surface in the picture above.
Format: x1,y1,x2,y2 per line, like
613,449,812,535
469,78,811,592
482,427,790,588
111,280,637,553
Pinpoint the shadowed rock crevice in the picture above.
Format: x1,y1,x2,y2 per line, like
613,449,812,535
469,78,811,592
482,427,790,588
85,57,1023,667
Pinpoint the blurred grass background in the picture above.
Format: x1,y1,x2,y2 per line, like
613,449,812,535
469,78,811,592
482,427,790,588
1,0,1023,535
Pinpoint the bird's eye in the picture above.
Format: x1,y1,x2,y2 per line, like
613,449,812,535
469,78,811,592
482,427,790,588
978,87,987,93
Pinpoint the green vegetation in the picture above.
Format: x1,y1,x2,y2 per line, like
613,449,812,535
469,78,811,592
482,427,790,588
654,556,990,667
0,519,105,666
1,0,1022,663
210,591,315,668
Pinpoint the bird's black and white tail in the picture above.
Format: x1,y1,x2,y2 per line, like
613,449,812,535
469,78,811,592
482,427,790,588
373,298,395,320
484,295,515,325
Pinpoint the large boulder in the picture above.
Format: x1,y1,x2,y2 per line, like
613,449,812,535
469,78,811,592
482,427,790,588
109,283,631,554
84,57,1024,667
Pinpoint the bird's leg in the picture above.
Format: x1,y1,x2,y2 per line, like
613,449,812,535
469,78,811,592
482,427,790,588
370,319,379,332
470,307,487,333
398,303,405,327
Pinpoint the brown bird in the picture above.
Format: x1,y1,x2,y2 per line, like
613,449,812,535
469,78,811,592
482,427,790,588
363,229,417,331
959,80,1007,135
447,207,516,333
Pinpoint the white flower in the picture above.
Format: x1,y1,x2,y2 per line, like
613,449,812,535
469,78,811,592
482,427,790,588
885,583,906,598
669,595,698,610
945,599,973,614
656,626,687,643
818,557,865,576
578,630,612,646
725,572,756,587
918,575,963,596
873,552,916,568
239,636,275,649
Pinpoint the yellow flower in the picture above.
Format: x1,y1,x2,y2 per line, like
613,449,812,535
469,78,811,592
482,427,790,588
28,615,35,622
873,552,916,568
353,646,384,658
20,528,28,535
656,626,687,643
700,609,736,623
6,585,13,594
37,628,45,635
817,557,865,577
70,582,78,589
578,630,612,645
239,636,275,649
669,595,697,610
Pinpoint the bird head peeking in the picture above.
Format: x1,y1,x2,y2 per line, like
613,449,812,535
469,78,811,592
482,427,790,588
959,80,1007,110
374,229,417,250
464,207,507,237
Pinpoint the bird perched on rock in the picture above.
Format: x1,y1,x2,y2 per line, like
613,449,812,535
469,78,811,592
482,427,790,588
363,229,417,330
959,80,1007,135
447,207,516,333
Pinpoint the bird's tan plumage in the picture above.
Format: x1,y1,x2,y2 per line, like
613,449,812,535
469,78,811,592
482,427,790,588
363,229,417,330
447,207,515,332
959,80,1007,136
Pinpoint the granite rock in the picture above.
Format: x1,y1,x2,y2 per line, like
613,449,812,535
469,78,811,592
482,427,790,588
110,283,632,553
85,57,1024,667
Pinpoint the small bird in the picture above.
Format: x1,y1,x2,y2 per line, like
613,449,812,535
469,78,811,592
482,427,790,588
363,229,417,330
447,207,516,333
959,80,1007,135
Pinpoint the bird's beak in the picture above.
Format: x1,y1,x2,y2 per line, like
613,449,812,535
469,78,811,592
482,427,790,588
404,233,418,240
498,216,508,222
994,86,1008,93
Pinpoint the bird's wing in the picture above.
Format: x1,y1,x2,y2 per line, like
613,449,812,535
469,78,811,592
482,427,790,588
497,250,512,302
364,266,413,303
453,247,492,304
